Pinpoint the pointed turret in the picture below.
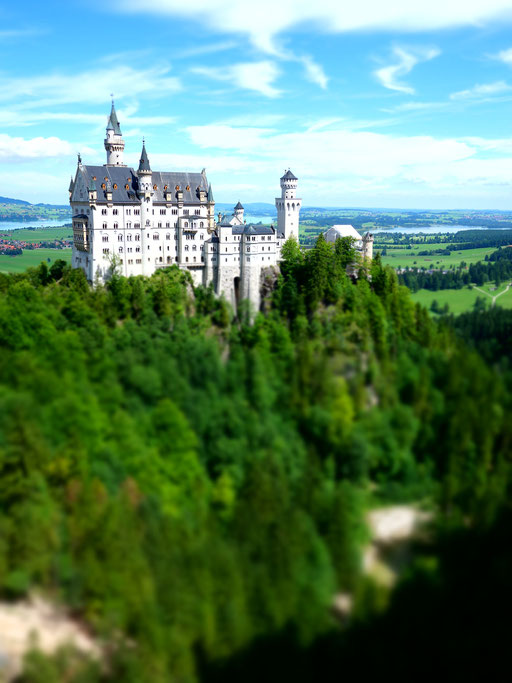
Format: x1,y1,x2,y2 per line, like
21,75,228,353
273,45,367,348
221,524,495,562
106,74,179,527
104,100,125,166
207,183,214,202
234,201,244,210
68,176,74,197
106,101,122,135
138,140,151,174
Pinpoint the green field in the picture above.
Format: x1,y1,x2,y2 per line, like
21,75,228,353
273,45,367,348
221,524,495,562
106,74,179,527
0,225,72,242
411,281,512,315
0,248,71,273
381,245,495,270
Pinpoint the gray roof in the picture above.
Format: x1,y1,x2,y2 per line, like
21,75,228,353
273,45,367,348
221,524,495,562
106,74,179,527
76,165,210,204
68,177,74,192
106,103,122,135
231,224,275,236
138,141,151,173
281,169,297,180
234,201,244,210
207,183,214,202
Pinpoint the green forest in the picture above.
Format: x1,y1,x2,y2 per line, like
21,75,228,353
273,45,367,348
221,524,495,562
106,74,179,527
0,236,511,681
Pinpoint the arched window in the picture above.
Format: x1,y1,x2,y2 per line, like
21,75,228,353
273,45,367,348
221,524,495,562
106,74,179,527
113,222,118,229
166,233,170,240
186,256,189,262
184,222,188,228
118,234,123,241
127,222,131,228
200,222,204,228
135,234,140,241
119,247,123,253
193,256,196,262
185,245,189,251
102,222,107,229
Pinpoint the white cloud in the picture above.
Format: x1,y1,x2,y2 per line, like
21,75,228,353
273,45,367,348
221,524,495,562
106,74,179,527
0,63,181,108
496,47,512,65
191,61,281,97
374,46,440,94
450,80,512,100
114,1,512,53
0,134,93,162
177,120,512,207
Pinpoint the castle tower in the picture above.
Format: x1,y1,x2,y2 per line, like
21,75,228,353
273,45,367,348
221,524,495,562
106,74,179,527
207,183,216,231
362,232,374,261
137,139,153,276
234,201,244,224
104,101,125,166
275,169,301,242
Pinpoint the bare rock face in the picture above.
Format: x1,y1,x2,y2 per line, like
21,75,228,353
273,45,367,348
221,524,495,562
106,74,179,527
0,596,101,680
259,265,280,313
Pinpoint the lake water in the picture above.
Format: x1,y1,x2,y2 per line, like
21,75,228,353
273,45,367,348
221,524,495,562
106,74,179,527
0,219,71,231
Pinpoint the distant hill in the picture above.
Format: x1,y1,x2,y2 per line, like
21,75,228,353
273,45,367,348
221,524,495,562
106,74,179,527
0,196,31,206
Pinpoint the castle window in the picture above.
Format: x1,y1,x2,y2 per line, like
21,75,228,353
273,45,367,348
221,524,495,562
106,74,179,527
160,209,166,215
114,223,118,229
200,222,204,228
134,209,140,215
166,222,170,228
186,257,189,262
113,184,118,190
136,259,142,264
125,184,129,190
102,235,109,243
200,233,204,239
128,247,132,253
184,209,189,215
113,209,118,215
184,222,188,228
195,209,200,215
135,234,140,241
166,233,170,240
172,209,178,215
127,234,132,242
193,245,197,251
185,245,189,251
158,223,162,228
127,222,131,229
136,247,140,253
193,256,196,262
119,247,123,253
128,259,133,265
126,209,131,215
102,222,107,229
102,209,107,215
118,234,123,242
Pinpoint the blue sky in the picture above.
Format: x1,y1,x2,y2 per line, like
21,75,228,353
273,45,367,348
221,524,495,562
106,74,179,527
3,1,512,208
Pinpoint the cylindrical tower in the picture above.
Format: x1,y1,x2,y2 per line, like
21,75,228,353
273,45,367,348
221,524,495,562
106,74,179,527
275,169,301,242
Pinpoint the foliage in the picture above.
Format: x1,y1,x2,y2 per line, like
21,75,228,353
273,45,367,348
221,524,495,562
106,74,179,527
0,242,510,681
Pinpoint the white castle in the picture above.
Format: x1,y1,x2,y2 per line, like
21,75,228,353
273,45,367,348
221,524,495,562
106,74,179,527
70,103,372,311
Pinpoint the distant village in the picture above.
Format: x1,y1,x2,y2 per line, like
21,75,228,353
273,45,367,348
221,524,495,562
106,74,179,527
0,233,72,257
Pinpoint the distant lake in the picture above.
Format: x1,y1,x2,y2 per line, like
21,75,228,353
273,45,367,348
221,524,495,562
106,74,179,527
245,214,276,224
374,225,511,235
0,219,71,231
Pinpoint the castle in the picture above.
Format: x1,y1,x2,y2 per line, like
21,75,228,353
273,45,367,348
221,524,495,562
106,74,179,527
70,103,372,311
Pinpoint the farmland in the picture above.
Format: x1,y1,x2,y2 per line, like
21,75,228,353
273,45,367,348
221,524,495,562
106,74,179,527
0,248,71,274
0,225,73,242
380,245,496,270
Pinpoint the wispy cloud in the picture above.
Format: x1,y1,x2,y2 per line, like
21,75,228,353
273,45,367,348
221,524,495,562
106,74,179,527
450,80,512,100
191,61,281,98
0,27,46,40
113,1,512,52
374,46,440,94
0,63,182,108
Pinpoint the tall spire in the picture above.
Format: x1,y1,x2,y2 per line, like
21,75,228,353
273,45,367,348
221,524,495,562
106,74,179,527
138,139,151,173
106,100,122,135
207,183,214,202
104,100,125,165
